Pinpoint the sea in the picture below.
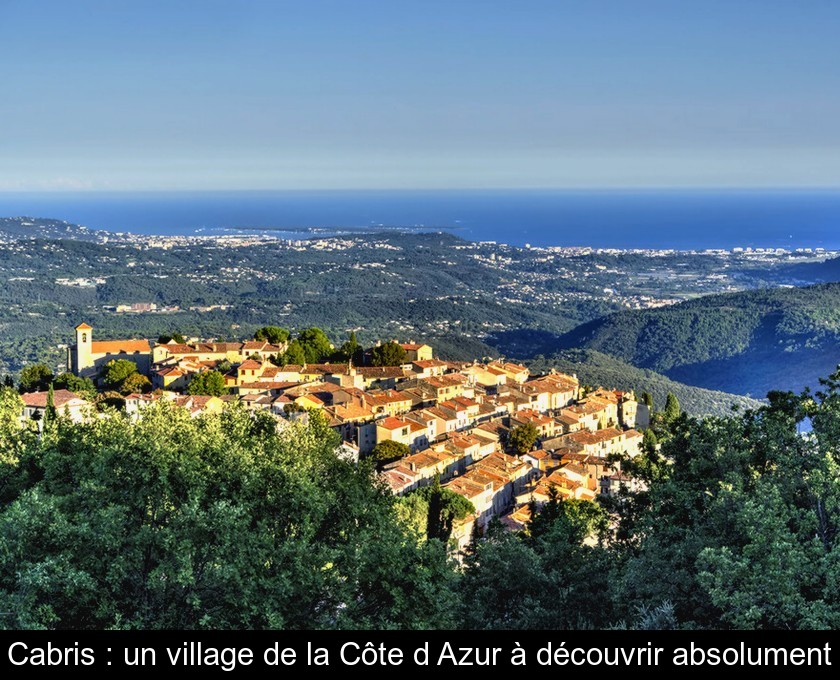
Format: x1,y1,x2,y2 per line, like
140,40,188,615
0,188,839,250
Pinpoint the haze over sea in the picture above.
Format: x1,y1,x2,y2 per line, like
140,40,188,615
1,189,839,250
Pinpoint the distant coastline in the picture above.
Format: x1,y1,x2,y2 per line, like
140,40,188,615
1,188,839,250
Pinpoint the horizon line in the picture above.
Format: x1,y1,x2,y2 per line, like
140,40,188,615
1,185,840,195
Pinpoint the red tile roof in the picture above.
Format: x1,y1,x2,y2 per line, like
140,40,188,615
92,340,150,354
21,389,84,408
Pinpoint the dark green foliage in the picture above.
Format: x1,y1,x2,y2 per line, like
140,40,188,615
371,440,409,466
44,384,56,424
186,371,228,397
120,373,152,396
1,368,840,630
53,372,96,400
254,326,290,344
642,428,658,453
459,496,612,629
423,475,474,544
334,331,361,363
101,359,138,391
296,328,333,364
19,364,53,393
554,282,840,396
371,341,407,367
508,423,539,455
279,340,306,366
663,392,681,422
0,402,458,629
395,484,476,542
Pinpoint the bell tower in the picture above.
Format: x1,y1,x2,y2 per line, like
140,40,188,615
74,322,93,375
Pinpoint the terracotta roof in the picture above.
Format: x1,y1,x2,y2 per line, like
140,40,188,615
211,342,244,351
562,462,589,477
378,416,410,430
92,339,150,354
365,390,411,406
21,389,84,408
302,363,351,375
380,468,416,493
425,406,458,421
156,343,197,354
356,366,404,378
412,359,447,369
238,359,263,370
237,381,279,390
75,322,92,330
400,343,428,351
326,402,374,422
526,449,550,459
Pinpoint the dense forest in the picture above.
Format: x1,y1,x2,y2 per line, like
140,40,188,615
553,282,840,397
1,368,838,630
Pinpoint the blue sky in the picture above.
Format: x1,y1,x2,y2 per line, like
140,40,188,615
1,0,838,190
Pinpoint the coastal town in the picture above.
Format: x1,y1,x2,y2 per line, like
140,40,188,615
17,322,648,552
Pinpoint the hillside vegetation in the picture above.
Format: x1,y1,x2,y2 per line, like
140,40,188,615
1,372,839,630
529,349,764,416
554,283,840,396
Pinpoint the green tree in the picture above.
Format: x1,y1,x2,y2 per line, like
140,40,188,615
19,364,53,393
640,391,654,409
0,387,29,468
334,331,361,363
663,392,681,422
458,496,612,629
0,403,458,629
508,423,539,455
279,340,307,366
642,428,658,454
120,373,152,396
254,326,290,344
102,359,138,391
371,341,407,367
44,383,57,424
186,371,228,397
53,373,96,400
370,440,410,466
423,474,474,544
296,327,333,363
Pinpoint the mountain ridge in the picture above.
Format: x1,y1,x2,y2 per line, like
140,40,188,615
551,282,840,396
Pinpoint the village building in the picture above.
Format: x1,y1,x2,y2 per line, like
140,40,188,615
21,389,89,424
68,323,152,380
399,342,433,362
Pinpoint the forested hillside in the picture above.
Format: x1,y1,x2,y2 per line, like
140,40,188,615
783,254,840,283
529,349,764,415
553,283,840,396
1,372,839,630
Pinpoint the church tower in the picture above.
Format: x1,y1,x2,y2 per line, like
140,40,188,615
74,323,93,375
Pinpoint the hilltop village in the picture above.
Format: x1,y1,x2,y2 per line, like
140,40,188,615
21,322,648,551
